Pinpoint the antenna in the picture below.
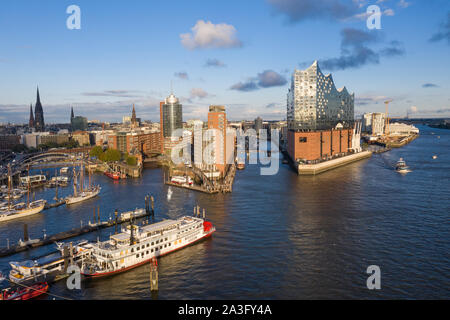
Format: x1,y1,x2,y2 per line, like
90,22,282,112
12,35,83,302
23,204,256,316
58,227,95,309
170,80,173,94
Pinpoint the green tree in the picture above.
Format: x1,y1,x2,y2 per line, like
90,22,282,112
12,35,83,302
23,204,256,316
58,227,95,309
90,146,103,158
103,148,121,162
126,156,137,166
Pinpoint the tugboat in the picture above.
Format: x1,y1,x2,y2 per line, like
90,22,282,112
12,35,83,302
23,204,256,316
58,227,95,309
0,282,48,300
395,158,410,174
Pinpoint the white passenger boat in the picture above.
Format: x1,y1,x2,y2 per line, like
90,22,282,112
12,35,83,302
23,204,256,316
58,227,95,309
60,167,69,174
395,158,410,174
81,216,215,278
19,175,46,188
171,176,193,185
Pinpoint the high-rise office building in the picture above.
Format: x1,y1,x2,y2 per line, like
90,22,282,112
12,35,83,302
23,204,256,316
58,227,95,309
34,87,45,132
162,93,183,138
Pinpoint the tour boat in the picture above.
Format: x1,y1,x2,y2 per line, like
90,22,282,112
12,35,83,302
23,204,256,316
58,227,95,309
1,282,49,300
60,167,69,174
9,240,93,285
171,176,193,185
395,158,410,174
104,171,120,180
81,216,215,278
19,175,46,188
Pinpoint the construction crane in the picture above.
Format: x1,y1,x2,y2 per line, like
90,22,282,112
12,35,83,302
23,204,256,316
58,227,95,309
384,99,393,136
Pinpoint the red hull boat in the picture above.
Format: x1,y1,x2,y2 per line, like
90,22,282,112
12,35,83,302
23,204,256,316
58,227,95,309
104,171,120,180
1,282,49,300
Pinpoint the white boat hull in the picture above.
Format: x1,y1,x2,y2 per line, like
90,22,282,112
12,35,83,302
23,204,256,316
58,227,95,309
0,202,45,223
65,188,100,205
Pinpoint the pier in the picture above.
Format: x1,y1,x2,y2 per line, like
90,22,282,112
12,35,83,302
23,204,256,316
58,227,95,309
0,195,155,258
296,151,373,175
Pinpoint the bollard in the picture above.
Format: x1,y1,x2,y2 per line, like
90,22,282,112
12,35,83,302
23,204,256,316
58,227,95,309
151,196,154,216
23,224,29,242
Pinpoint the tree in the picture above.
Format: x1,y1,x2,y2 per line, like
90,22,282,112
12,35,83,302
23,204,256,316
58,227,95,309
126,156,137,166
90,146,103,158
103,148,121,162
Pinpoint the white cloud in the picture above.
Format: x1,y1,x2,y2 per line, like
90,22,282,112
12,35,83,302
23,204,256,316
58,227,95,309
398,0,411,9
190,88,209,99
180,20,242,50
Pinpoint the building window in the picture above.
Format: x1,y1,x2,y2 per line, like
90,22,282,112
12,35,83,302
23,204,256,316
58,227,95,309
299,137,307,143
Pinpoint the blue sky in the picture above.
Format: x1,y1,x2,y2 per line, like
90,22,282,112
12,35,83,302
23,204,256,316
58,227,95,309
0,0,449,123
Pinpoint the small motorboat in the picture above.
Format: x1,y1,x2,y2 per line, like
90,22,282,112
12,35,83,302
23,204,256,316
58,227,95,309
432,155,438,160
0,282,49,300
395,158,410,174
104,171,120,180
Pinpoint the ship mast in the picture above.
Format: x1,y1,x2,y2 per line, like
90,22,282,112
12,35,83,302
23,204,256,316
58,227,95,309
27,165,30,208
7,164,11,210
80,161,84,193
73,166,78,197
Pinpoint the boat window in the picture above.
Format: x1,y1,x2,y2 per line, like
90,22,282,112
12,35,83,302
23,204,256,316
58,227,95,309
151,242,154,246
136,254,139,258
146,251,149,255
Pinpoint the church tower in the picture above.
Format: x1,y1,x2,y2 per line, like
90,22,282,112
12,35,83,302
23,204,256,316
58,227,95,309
34,87,45,132
28,104,34,128
131,104,137,128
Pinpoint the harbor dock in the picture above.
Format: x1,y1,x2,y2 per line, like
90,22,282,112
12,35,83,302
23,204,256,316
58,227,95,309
0,196,155,258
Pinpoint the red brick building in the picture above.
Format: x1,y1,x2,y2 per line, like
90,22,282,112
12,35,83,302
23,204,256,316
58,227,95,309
287,128,352,162
108,131,161,157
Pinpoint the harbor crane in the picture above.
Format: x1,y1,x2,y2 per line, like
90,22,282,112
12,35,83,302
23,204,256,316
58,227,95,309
384,99,393,136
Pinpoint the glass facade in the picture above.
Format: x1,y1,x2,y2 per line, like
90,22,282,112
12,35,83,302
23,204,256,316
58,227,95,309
287,61,354,131
162,94,183,138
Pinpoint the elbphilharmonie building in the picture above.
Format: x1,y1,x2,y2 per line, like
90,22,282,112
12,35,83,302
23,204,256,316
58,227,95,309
287,61,354,131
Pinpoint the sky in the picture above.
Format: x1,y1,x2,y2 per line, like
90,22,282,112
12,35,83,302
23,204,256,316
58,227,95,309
0,0,449,124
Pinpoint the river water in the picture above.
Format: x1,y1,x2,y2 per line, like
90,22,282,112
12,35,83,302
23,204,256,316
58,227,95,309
0,124,448,299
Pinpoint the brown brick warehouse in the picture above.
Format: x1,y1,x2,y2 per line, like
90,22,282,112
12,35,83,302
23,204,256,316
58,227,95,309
287,128,352,162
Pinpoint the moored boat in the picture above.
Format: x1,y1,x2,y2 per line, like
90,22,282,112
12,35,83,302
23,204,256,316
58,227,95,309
81,216,215,278
9,240,93,285
0,200,46,223
171,176,193,185
65,186,101,205
104,171,120,180
0,282,48,300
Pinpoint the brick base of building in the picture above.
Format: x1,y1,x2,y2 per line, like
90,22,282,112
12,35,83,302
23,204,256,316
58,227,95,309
287,128,353,162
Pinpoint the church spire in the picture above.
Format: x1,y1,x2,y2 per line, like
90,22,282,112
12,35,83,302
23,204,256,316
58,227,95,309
34,86,45,132
29,104,34,128
131,104,137,127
